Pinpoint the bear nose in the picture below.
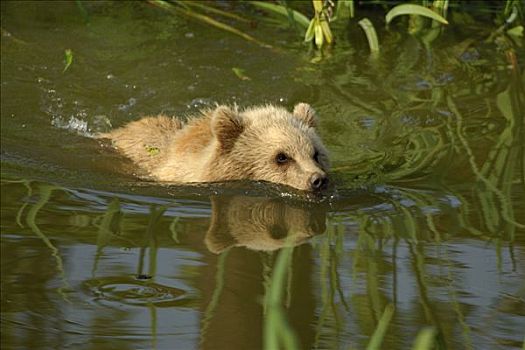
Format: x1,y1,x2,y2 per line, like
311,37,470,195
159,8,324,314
309,173,329,191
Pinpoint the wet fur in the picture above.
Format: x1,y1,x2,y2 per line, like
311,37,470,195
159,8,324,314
98,103,330,191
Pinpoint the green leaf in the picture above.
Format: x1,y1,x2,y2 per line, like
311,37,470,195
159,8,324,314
358,18,380,54
232,67,251,81
507,25,523,37
250,1,310,29
335,0,355,19
366,304,395,350
63,49,73,73
320,19,333,44
411,327,437,350
145,145,160,156
386,4,449,25
183,1,250,23
314,19,324,48
313,0,324,14
147,0,272,49
304,18,316,42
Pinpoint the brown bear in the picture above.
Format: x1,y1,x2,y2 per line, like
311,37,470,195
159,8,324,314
98,103,330,192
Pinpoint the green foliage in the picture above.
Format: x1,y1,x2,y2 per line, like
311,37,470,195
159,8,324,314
263,246,300,350
366,304,395,350
147,0,272,48
63,49,73,73
411,327,437,350
140,0,523,53
358,18,380,55
304,0,334,48
385,4,449,25
232,67,251,81
250,1,310,29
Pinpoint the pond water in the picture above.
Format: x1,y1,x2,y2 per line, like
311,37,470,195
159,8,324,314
1,1,524,349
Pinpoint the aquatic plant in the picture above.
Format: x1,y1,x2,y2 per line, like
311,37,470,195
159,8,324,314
129,0,524,52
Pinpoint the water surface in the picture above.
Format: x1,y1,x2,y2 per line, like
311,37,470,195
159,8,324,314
1,2,524,349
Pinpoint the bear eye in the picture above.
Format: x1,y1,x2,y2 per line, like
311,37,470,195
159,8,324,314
275,152,289,164
313,150,320,163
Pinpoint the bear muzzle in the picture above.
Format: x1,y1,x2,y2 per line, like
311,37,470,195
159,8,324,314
309,172,329,192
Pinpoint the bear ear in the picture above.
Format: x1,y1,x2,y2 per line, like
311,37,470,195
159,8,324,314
293,103,317,128
211,105,244,152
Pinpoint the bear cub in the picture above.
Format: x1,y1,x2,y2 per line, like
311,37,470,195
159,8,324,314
98,103,330,192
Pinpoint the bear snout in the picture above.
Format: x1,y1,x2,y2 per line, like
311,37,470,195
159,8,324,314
309,173,329,191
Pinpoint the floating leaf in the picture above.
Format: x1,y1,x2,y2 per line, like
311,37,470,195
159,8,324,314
63,49,73,73
358,18,380,54
386,4,449,25
145,145,160,156
232,67,251,81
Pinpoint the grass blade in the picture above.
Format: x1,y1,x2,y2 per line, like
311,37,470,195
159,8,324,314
411,327,437,350
304,18,316,42
386,4,449,25
263,246,299,350
250,1,310,29
232,67,251,81
358,18,380,54
366,304,395,350
147,0,272,49
181,1,251,22
63,49,73,73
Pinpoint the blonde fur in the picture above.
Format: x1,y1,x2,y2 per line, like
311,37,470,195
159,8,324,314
98,103,330,191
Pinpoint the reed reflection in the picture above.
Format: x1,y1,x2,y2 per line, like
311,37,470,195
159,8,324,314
199,195,327,350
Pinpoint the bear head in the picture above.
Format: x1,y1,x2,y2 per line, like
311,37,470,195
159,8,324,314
207,103,330,192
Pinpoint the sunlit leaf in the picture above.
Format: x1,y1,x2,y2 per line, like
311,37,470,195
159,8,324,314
366,304,395,350
263,245,299,350
358,18,380,54
313,0,324,14
507,25,523,37
386,4,449,25
314,20,324,48
320,19,333,43
304,18,316,42
63,49,73,73
232,67,251,81
411,327,437,350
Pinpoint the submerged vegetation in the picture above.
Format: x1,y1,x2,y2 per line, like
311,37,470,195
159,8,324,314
3,169,523,348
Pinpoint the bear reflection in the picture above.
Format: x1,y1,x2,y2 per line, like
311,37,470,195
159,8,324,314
205,195,327,253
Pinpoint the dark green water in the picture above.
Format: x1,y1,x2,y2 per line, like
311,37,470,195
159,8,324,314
1,1,524,349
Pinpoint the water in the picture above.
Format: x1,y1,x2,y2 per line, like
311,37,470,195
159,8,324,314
1,1,524,349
